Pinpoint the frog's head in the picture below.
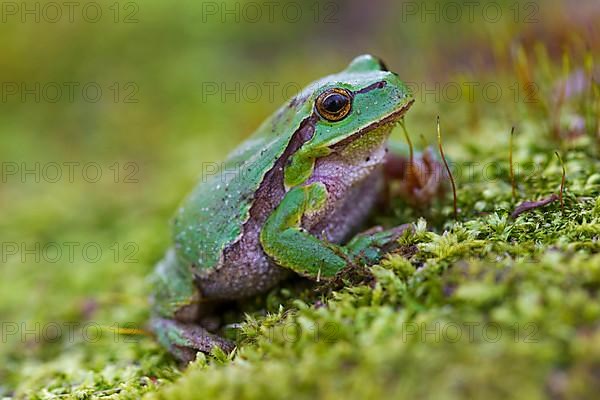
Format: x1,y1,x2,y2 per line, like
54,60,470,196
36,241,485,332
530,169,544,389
284,54,414,188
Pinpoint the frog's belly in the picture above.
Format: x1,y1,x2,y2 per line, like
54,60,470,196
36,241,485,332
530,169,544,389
197,222,289,300
197,195,288,300
196,170,383,301
306,168,384,243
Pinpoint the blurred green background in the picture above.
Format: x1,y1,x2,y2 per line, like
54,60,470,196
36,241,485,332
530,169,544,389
0,0,599,397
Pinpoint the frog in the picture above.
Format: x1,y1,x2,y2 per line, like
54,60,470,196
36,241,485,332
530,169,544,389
150,55,445,363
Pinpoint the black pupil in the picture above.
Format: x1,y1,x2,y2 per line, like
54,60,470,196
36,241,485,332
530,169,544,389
323,93,348,113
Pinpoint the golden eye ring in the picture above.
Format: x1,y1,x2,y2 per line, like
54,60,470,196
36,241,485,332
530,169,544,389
315,88,353,121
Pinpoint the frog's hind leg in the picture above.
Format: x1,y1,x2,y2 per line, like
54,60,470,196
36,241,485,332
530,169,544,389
150,317,235,364
150,249,234,363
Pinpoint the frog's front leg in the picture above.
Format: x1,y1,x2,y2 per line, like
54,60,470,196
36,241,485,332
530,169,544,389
150,250,234,363
260,182,410,279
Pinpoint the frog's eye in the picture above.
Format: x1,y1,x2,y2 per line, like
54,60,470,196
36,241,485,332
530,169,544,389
315,88,352,122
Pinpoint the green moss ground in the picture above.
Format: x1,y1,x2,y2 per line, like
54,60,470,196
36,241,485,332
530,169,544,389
1,1,599,398
4,70,599,398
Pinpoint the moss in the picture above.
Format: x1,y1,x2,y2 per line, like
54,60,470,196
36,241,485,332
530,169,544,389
7,118,598,398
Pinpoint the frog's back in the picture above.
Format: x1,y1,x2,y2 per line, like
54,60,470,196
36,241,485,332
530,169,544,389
173,95,313,274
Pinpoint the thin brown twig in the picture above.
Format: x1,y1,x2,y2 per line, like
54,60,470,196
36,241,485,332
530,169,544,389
509,126,516,201
554,151,566,211
437,116,457,219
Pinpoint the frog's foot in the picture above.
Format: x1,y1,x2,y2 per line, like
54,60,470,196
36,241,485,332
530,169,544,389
150,317,235,364
384,147,447,206
346,223,412,265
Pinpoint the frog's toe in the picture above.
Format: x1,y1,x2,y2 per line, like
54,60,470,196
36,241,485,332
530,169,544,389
151,318,235,364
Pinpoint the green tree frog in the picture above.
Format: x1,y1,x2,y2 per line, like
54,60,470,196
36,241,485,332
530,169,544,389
150,55,444,362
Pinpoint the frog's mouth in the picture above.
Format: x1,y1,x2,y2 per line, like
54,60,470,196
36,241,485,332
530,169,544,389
331,98,415,149
322,98,416,174
359,98,415,134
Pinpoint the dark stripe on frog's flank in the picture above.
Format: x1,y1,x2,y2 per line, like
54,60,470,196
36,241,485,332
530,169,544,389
241,112,319,225
173,96,317,274
355,80,387,95
194,113,320,298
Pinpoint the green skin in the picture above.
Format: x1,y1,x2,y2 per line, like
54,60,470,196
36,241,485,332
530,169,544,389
150,55,443,363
